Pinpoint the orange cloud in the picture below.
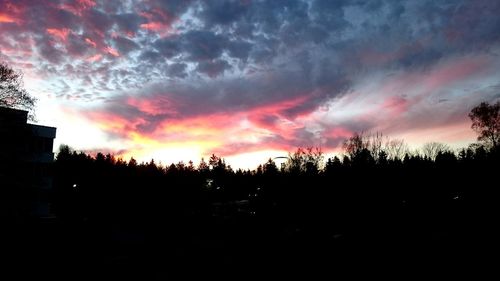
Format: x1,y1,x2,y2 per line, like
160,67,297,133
86,54,102,62
84,92,321,164
0,13,16,23
46,28,71,41
0,2,24,24
87,111,144,138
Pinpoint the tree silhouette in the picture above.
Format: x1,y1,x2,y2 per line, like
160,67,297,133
469,101,500,149
384,138,409,160
368,132,384,161
198,157,209,173
285,147,324,174
342,133,376,166
325,156,342,172
0,61,37,120
128,157,138,168
342,132,368,159
37,129,500,277
422,142,450,161
263,158,278,175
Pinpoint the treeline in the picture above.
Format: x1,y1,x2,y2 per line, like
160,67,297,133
53,135,500,230
30,100,500,275
6,133,500,276
48,135,500,272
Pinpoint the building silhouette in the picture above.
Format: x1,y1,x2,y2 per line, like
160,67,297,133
0,106,57,219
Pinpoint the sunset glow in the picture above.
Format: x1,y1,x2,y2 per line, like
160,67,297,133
2,0,500,169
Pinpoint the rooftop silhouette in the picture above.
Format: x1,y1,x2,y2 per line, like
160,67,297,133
0,106,56,219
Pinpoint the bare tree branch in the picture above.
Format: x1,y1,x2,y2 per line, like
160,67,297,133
0,61,37,121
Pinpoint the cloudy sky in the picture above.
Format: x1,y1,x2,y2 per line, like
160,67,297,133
1,0,500,168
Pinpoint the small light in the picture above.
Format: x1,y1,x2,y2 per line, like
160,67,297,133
72,184,77,188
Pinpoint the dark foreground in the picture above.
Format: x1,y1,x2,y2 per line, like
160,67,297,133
2,199,496,280
2,147,499,279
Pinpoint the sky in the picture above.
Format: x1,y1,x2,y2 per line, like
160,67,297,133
1,0,500,169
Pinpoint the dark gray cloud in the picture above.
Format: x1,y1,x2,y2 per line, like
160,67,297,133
153,38,182,58
66,33,91,57
226,40,252,61
181,30,228,61
113,36,140,54
83,8,114,34
5,0,500,89
166,63,187,78
198,0,249,27
113,13,145,34
36,38,65,64
3,0,500,153
196,59,231,78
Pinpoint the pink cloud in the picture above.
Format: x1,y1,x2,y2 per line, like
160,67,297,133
325,127,354,140
85,37,97,48
127,95,178,116
86,110,145,138
381,96,409,117
104,46,120,57
319,54,494,149
0,1,25,26
140,22,166,31
86,54,102,62
425,55,489,91
46,28,71,41
82,91,324,159
58,0,96,16
138,6,179,36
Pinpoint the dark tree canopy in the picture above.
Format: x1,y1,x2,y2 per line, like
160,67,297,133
285,147,324,174
469,101,500,148
0,61,37,120
342,132,368,159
